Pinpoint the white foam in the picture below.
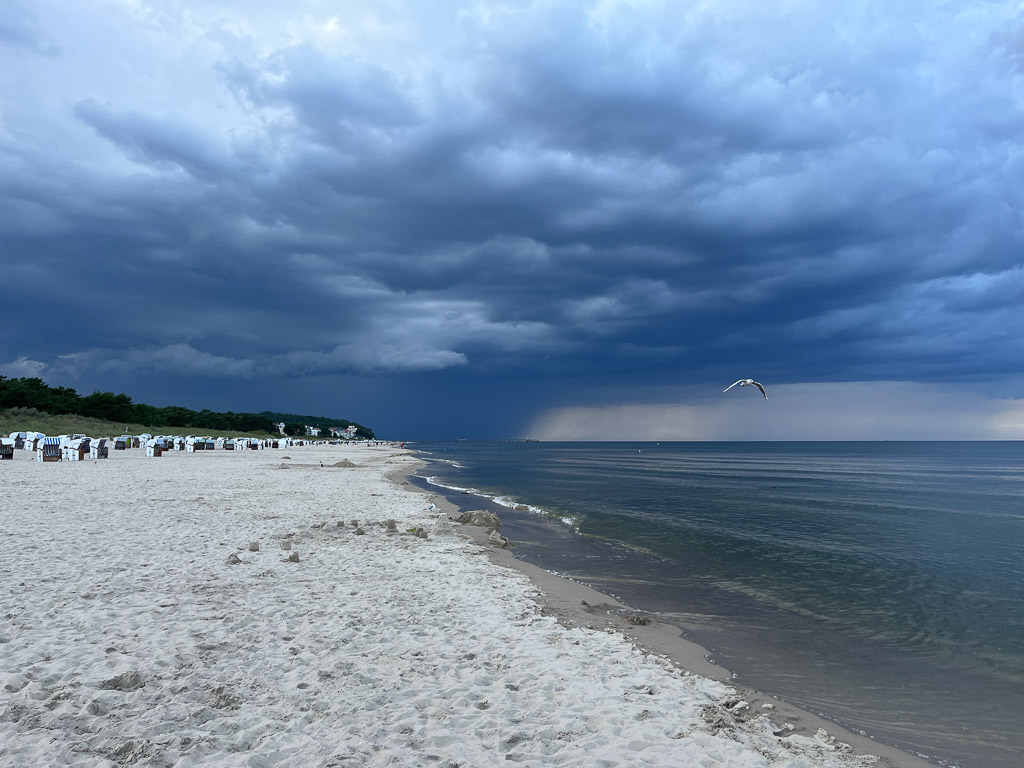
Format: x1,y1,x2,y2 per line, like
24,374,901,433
423,476,581,530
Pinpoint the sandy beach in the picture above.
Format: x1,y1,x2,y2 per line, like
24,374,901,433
1,444,929,767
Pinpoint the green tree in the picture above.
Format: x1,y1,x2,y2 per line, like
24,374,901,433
80,391,134,422
0,376,370,437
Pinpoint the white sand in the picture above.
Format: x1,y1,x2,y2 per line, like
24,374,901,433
1,444,889,767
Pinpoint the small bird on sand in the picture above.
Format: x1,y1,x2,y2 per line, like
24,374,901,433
723,379,768,400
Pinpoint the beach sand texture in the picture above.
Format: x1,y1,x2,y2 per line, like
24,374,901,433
2,445,888,767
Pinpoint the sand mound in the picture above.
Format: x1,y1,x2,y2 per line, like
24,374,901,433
488,529,511,548
100,671,145,692
430,514,455,538
457,509,500,530
329,460,357,468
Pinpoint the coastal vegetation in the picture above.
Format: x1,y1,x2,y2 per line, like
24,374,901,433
0,377,374,438
0,408,271,439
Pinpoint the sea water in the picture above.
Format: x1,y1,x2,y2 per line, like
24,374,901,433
413,441,1024,768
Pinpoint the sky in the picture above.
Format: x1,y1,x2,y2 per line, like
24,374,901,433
2,0,1024,440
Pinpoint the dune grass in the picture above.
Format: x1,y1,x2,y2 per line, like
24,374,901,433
0,408,276,439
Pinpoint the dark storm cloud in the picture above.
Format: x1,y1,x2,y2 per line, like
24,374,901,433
2,1,1023,436
74,100,232,182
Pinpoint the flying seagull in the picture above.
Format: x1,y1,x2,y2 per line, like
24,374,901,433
723,379,768,400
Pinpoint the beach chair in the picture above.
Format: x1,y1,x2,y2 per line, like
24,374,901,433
38,436,62,462
65,438,90,461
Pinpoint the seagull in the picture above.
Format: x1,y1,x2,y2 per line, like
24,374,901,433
723,379,768,400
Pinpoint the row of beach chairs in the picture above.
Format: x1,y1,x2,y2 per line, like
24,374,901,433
3,432,311,462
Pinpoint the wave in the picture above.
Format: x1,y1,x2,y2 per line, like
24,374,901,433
421,474,583,530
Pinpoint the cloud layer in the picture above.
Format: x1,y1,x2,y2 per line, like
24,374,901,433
525,382,1024,441
2,1,1023,436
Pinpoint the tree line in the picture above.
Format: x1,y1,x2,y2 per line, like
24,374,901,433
0,376,374,437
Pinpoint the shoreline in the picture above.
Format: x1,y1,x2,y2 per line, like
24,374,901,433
403,456,936,768
1,444,933,766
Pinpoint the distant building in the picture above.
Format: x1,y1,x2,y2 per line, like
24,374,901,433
305,426,321,437
277,422,286,435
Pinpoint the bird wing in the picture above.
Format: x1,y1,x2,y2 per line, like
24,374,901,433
723,380,744,392
752,381,768,399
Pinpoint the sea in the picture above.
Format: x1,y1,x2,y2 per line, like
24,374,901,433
410,441,1024,768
